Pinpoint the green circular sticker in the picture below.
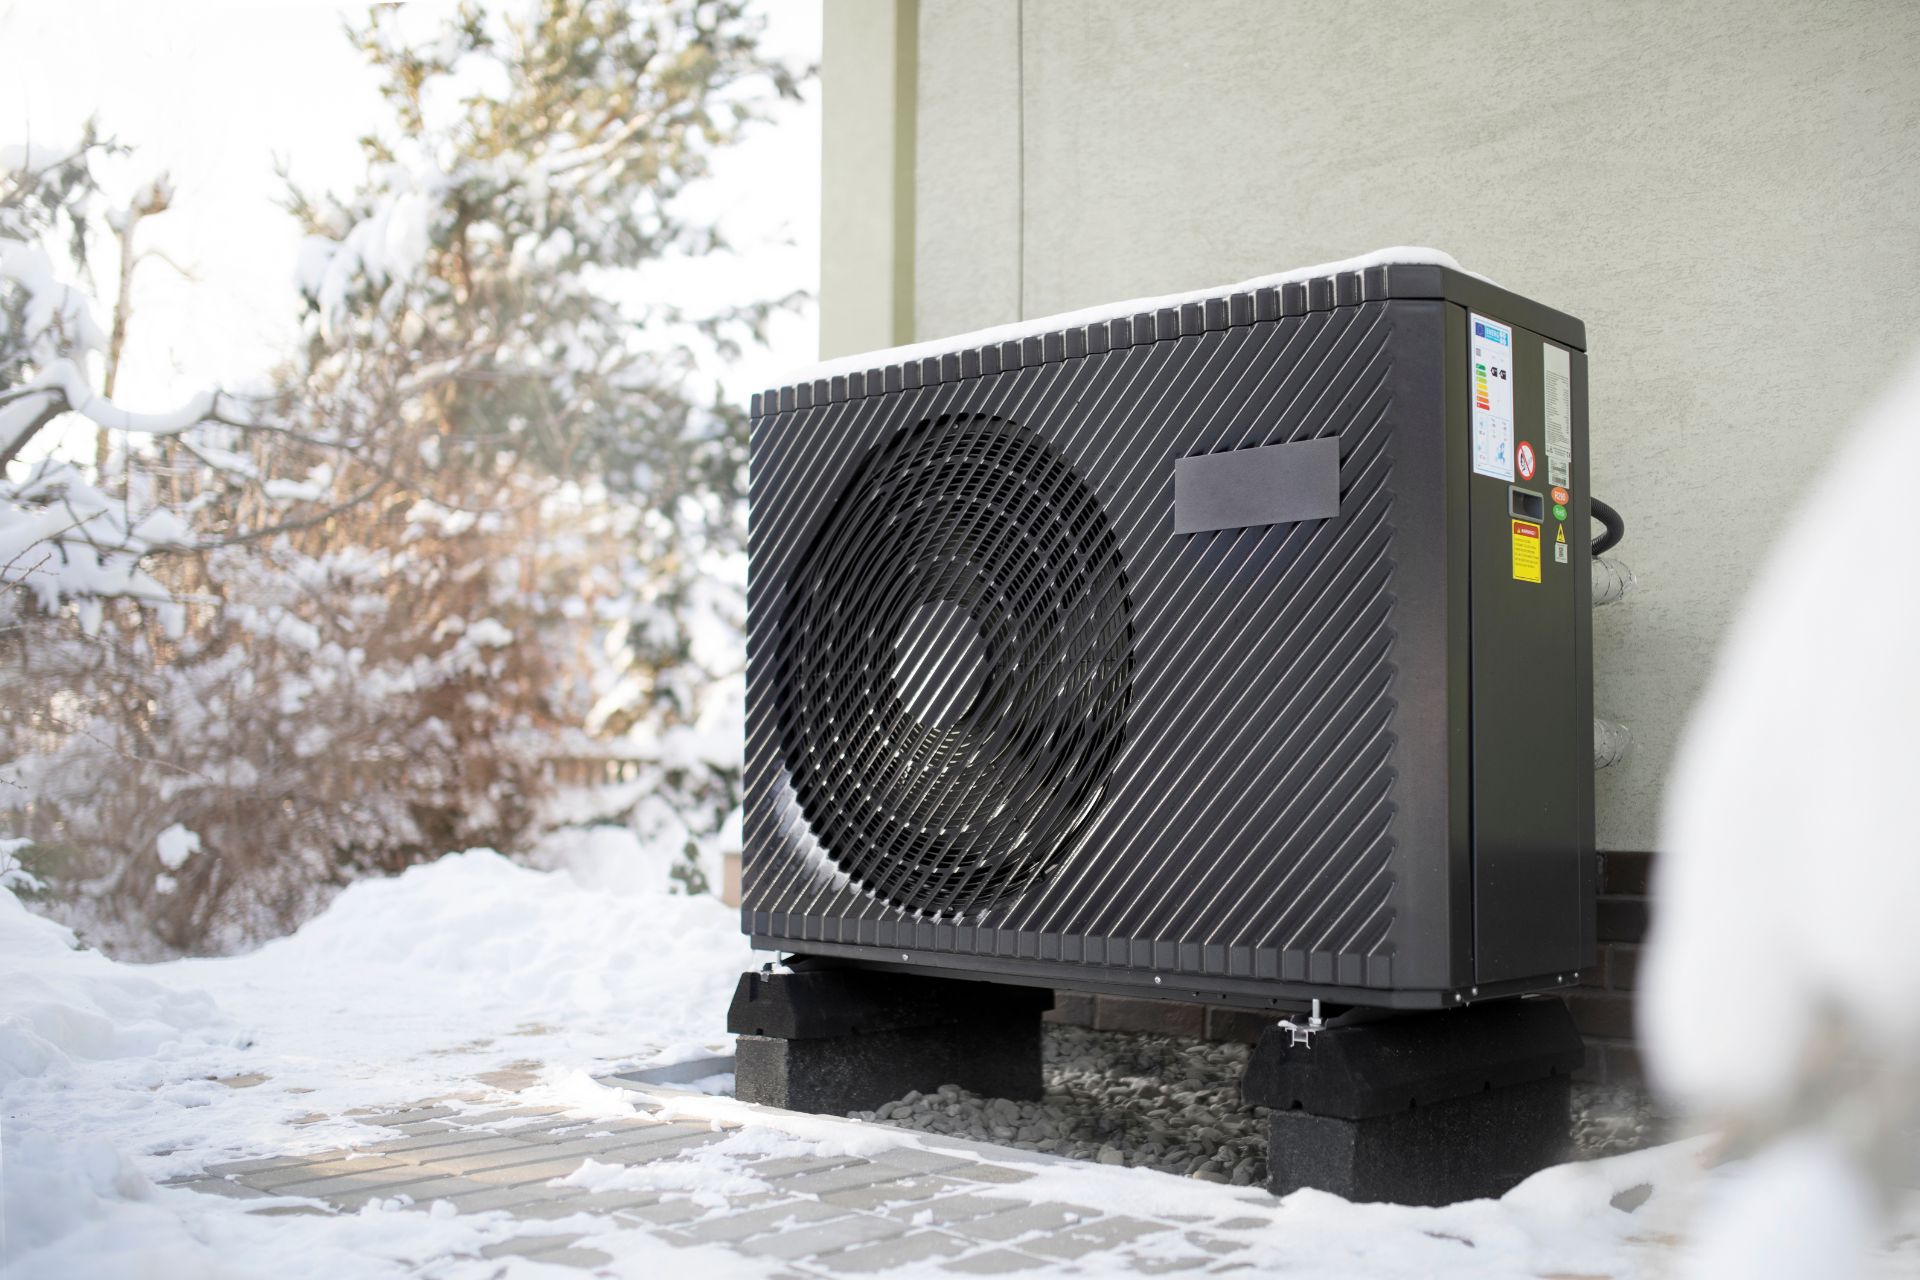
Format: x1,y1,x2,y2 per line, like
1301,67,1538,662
1552,503,1568,521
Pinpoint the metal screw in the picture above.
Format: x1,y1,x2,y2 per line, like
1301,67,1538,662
901,953,911,961
1153,976,1162,985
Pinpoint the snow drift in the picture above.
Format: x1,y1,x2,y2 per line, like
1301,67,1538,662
0,827,753,1275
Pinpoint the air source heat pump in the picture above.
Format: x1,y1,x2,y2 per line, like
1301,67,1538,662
744,254,1593,1012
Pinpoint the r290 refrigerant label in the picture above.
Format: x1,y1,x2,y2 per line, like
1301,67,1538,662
1470,314,1514,481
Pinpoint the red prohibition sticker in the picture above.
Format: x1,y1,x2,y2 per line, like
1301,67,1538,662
1515,440,1536,481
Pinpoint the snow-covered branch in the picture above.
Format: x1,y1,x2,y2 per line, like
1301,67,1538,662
3,358,215,447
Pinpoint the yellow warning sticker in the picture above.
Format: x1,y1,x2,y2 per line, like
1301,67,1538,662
1512,520,1542,583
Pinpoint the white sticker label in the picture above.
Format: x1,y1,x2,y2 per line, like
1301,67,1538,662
1470,314,1514,480
1542,342,1572,489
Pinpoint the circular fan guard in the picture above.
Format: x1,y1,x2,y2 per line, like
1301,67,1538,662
775,413,1134,916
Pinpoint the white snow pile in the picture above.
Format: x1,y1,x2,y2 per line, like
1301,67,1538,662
0,826,754,1277
1644,349,1920,1278
0,869,238,1266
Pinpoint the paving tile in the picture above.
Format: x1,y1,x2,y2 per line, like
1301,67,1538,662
388,1120,462,1138
465,1131,664,1167
868,1148,978,1177
596,1120,719,1146
961,1201,1099,1243
268,1163,455,1198
707,1189,788,1214
453,1106,570,1128
487,1116,639,1143
437,1183,588,1215
820,1175,967,1211
1021,1215,1169,1260
939,1248,1051,1274
203,1155,308,1177
736,1212,910,1261
478,1233,582,1260
617,1197,720,1227
944,1163,1037,1186
242,1155,407,1189
667,1196,841,1246
400,1136,545,1167
508,1189,667,1220
885,1193,1026,1227
355,1106,458,1127
363,1129,526,1156
166,1176,268,1200
459,1157,594,1186
827,1229,972,1273
765,1161,908,1197
744,1154,858,1179
590,1130,727,1164
326,1175,498,1212
412,1141,592,1177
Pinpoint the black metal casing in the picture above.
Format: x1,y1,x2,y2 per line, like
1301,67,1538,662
744,262,1594,1011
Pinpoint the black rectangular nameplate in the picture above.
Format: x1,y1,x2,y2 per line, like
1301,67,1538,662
1173,436,1341,534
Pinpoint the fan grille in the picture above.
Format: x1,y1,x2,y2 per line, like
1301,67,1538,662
775,413,1134,916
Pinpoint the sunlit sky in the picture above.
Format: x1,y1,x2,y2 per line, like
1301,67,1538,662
1,0,822,457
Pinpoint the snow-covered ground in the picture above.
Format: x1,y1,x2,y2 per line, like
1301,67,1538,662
3,820,1917,1278
0,826,754,1276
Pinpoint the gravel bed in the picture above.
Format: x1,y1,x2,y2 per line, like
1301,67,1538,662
851,1024,1668,1185
1572,1082,1670,1159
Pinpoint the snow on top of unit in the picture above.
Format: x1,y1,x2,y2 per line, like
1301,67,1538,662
782,246,1480,390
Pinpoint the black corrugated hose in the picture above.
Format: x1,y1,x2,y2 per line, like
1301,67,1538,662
1590,498,1625,557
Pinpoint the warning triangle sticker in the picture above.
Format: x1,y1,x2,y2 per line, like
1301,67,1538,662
1555,523,1566,543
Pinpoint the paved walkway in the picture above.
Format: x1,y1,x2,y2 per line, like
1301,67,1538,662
169,1076,1274,1275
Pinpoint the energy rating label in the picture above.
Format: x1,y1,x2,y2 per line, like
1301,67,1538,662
1470,314,1514,480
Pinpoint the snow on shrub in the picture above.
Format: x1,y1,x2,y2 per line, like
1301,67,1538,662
1,2,801,956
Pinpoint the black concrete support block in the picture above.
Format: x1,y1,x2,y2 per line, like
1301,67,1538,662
1241,998,1584,1117
727,967,1049,1039
736,1020,1042,1115
727,967,1047,1114
1244,999,1583,1205
1267,1076,1572,1206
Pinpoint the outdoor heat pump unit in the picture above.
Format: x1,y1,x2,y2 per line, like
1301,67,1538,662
743,258,1594,1012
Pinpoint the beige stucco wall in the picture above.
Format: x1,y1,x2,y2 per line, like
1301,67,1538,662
818,0,917,356
823,0,1920,851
